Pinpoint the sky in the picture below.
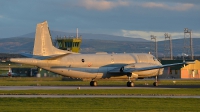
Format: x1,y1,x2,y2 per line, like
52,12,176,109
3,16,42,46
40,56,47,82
0,0,200,41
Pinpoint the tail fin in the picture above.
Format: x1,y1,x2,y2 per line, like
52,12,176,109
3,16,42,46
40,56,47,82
33,21,71,56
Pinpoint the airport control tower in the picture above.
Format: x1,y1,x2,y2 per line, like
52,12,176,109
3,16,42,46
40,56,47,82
55,29,82,53
55,36,82,53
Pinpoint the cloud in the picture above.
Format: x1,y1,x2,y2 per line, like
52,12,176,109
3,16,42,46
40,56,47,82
121,30,200,41
0,15,3,18
77,0,129,10
141,2,194,11
76,1,196,11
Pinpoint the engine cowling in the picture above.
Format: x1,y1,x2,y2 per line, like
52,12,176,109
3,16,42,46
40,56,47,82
131,73,138,78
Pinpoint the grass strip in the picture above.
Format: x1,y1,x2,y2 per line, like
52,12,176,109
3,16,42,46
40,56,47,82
0,89,200,96
0,98,199,112
0,78,200,86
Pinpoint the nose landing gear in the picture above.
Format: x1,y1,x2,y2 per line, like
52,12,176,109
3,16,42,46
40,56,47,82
153,76,158,86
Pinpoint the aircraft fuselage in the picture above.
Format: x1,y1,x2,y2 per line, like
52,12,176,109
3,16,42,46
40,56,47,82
11,53,163,80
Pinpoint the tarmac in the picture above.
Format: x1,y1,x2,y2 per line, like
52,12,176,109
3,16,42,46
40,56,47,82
0,85,200,90
0,85,200,98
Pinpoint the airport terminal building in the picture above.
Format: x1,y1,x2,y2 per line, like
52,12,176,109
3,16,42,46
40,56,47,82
161,60,200,79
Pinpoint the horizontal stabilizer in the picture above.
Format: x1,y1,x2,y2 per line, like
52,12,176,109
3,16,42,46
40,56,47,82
20,52,70,60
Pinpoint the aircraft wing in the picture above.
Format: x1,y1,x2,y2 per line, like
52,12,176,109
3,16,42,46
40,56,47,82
108,61,194,75
20,53,71,60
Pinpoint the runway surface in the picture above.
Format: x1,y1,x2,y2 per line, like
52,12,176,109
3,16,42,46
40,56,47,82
0,86,172,90
0,95,200,98
0,85,200,90
0,85,199,98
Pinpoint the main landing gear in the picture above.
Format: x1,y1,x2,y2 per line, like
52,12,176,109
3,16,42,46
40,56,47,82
153,75,158,86
89,76,158,87
127,76,134,87
90,80,97,86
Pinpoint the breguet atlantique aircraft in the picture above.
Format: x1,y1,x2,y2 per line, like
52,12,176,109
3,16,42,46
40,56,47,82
10,21,191,87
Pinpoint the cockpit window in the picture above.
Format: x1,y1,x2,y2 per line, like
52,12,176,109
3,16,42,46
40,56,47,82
153,57,157,61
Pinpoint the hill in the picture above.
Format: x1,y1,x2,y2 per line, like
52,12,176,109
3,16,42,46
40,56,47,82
20,30,149,42
0,31,200,57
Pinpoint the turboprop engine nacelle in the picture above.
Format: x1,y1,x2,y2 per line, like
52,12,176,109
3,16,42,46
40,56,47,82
131,73,138,78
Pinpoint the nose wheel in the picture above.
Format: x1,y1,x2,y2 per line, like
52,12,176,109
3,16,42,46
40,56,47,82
153,76,158,86
153,82,158,86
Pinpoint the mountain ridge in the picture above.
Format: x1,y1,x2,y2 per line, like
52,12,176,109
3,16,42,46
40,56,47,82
1,31,200,57
19,30,149,42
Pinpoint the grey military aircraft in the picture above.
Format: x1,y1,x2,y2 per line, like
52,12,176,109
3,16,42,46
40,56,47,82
10,21,191,87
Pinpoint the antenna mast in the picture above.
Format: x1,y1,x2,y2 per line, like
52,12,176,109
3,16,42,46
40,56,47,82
151,35,158,58
183,28,194,60
164,33,173,60
76,28,78,39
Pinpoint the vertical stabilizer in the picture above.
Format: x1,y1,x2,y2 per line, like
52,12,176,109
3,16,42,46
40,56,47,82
33,21,71,56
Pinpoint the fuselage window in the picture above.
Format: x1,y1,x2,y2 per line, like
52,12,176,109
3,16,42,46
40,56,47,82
81,59,85,63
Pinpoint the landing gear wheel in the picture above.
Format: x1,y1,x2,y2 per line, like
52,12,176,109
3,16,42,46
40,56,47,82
127,81,134,87
153,75,159,87
90,81,97,86
153,82,158,86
